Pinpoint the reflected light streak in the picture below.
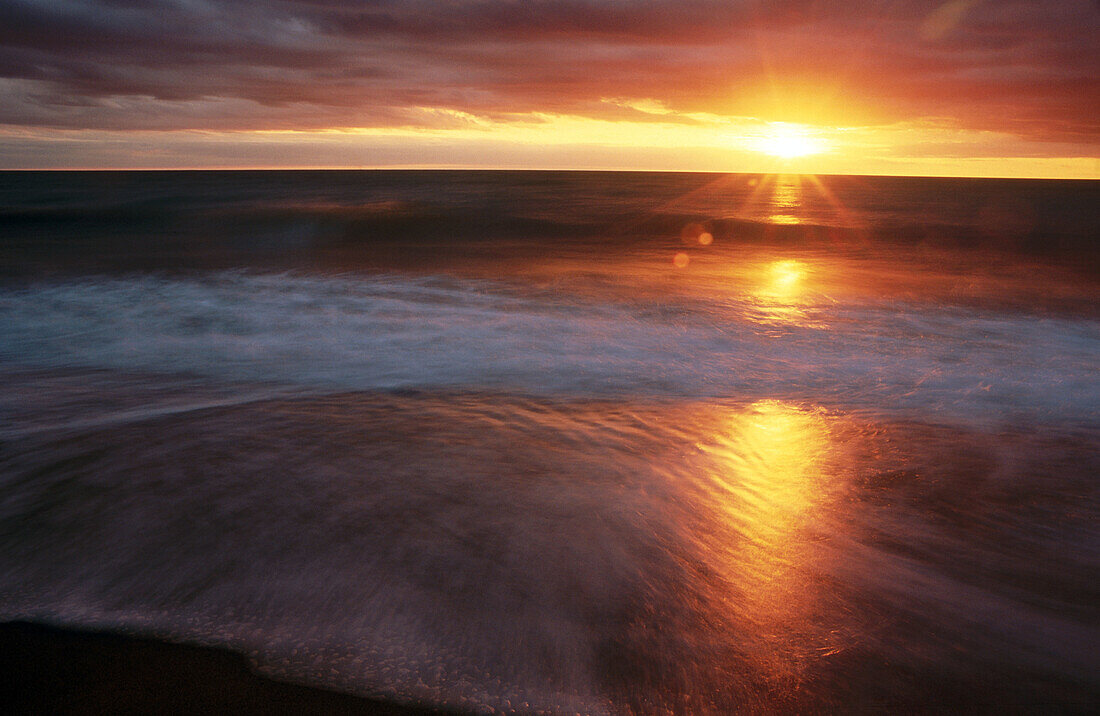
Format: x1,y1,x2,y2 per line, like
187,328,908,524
771,175,802,209
766,260,806,295
708,401,830,542
742,258,823,328
768,174,803,225
734,172,866,232
688,401,852,683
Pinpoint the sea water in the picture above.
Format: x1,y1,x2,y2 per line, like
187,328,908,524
1,171,1097,712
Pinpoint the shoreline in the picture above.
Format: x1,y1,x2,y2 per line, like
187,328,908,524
0,621,450,715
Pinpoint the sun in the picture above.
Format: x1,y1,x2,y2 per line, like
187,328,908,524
749,123,826,159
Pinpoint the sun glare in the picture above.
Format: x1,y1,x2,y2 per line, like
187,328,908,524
769,260,805,290
750,123,826,159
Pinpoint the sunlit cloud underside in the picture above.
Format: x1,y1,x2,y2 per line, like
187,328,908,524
0,0,1096,176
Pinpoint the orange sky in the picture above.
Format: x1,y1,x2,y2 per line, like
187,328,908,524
0,0,1096,177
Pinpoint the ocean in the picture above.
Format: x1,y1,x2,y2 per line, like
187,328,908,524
1,170,1097,712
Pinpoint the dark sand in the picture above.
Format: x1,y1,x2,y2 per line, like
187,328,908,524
0,621,449,715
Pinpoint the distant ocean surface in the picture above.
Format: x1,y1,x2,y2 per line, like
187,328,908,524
1,170,1097,712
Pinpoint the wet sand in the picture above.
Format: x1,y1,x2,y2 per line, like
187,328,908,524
0,621,448,715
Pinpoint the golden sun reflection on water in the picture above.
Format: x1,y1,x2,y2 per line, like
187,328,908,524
700,400,832,557
686,400,854,686
767,175,804,225
764,260,805,295
744,258,825,328
772,175,801,208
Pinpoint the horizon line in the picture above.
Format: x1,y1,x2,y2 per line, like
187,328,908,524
2,166,1097,181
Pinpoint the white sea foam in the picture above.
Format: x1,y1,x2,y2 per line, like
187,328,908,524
1,271,1096,426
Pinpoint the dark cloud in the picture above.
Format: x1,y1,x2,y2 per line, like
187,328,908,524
0,0,1096,142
